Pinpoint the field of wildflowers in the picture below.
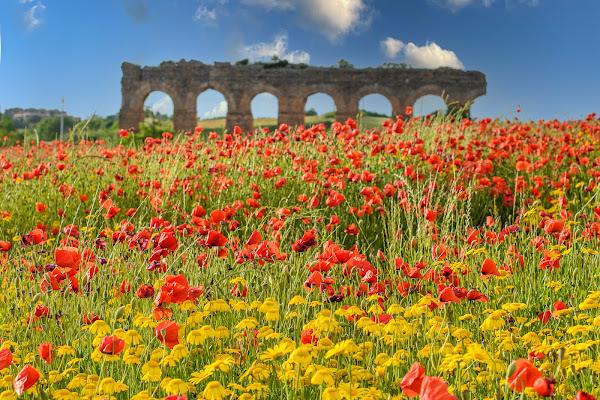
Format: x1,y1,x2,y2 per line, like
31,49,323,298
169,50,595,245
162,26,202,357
0,109,599,400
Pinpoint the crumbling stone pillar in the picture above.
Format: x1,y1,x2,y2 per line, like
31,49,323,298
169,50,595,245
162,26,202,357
278,97,305,128
172,92,197,133
336,97,359,124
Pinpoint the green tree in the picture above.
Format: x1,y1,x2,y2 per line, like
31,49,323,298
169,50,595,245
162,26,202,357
0,115,15,134
36,116,76,141
305,108,318,116
336,59,354,69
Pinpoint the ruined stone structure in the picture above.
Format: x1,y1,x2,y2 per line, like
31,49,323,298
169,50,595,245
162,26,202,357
119,60,486,133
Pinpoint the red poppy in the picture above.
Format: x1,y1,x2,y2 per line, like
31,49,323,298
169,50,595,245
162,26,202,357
507,358,543,392
537,310,554,325
534,377,556,397
38,342,54,364
155,320,179,349
438,287,460,304
35,202,48,213
163,395,188,400
200,230,228,247
0,348,13,370
401,362,425,397
574,391,596,400
544,219,564,234
304,271,323,292
480,258,501,279
136,284,155,299
55,246,81,270
419,376,458,400
13,364,40,396
98,336,126,355
424,209,437,222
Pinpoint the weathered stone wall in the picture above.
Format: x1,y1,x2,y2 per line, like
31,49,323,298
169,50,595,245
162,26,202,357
119,60,486,133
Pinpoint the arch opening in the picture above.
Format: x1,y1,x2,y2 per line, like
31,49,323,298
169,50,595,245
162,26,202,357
358,93,392,129
305,93,337,126
413,95,448,118
251,92,279,130
143,91,174,137
197,89,228,133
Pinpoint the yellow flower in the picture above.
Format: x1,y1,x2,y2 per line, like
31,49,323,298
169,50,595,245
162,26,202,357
121,330,143,345
235,318,258,330
0,390,16,400
241,363,270,381
52,389,78,400
288,346,312,366
480,311,506,331
203,381,228,400
322,387,342,400
205,299,231,312
99,378,117,395
166,379,189,395
310,368,334,386
171,344,190,360
260,341,295,361
214,326,230,339
89,320,111,335
187,329,206,345
325,340,359,359
501,303,527,312
141,361,162,382
56,346,76,357
566,325,594,335
289,296,307,305
130,390,156,400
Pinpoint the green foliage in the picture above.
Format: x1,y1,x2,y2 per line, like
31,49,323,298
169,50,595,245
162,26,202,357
336,59,354,69
0,115,15,134
36,116,76,141
380,62,410,69
235,59,249,66
359,109,390,118
305,108,318,117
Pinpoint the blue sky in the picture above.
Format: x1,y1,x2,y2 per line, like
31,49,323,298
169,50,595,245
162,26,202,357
1,0,599,122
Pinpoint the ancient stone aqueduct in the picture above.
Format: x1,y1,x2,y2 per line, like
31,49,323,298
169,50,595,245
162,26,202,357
119,60,486,133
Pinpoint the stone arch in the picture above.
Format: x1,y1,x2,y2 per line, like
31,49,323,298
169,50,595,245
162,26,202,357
413,95,448,118
405,85,447,109
304,92,337,125
197,88,229,131
120,61,487,133
141,91,175,136
144,90,174,117
358,93,393,117
251,92,279,124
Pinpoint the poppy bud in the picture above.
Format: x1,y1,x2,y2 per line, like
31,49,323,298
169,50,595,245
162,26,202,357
114,306,126,320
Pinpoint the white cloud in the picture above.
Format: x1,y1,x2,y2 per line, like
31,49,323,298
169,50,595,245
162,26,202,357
148,95,174,116
381,38,465,70
202,101,228,119
235,33,310,64
380,37,405,59
23,2,45,31
299,0,372,42
239,0,371,42
18,0,34,3
404,42,464,69
194,6,218,25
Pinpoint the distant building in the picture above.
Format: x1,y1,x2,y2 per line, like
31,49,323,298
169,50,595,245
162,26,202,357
0,107,67,121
